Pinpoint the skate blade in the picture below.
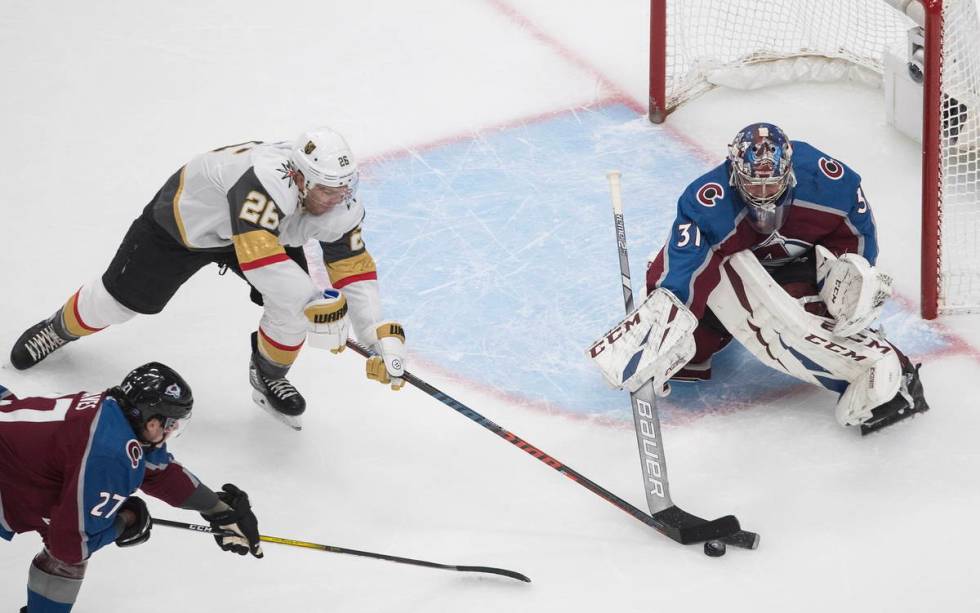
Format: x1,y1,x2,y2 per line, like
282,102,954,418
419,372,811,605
251,390,303,431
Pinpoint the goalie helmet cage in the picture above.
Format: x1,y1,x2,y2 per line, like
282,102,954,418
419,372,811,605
648,0,980,319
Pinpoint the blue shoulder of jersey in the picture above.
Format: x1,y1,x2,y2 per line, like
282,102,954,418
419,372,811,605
676,162,742,245
790,141,863,214
79,397,147,556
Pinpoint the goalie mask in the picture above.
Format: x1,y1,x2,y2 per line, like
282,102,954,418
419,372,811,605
728,122,796,234
290,127,359,210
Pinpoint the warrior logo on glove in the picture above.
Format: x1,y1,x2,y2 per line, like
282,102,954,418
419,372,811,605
366,322,407,390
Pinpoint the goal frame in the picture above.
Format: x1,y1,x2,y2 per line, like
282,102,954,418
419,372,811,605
648,0,946,319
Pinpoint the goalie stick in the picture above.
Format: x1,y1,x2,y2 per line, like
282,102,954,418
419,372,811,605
605,170,759,550
345,340,756,549
155,518,530,582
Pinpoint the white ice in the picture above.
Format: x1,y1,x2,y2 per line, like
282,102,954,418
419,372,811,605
1,1,979,612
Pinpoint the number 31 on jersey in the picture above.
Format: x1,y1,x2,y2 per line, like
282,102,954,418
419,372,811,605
676,222,702,248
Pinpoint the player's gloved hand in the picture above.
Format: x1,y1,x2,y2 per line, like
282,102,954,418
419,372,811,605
366,321,406,390
816,245,892,338
304,289,350,354
202,484,264,558
115,496,152,548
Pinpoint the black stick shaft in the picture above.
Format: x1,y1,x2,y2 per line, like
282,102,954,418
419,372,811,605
154,518,530,582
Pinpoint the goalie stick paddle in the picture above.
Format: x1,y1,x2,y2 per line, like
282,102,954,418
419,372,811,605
345,340,754,548
154,518,530,583
605,170,759,550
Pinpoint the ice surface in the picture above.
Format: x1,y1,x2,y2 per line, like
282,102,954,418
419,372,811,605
1,1,979,612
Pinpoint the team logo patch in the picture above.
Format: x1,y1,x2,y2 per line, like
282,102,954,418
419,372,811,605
278,161,302,187
164,383,182,399
818,157,844,180
752,230,812,264
126,439,143,469
304,140,317,154
696,182,724,207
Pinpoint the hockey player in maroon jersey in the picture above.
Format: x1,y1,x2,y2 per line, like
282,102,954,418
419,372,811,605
10,127,407,430
589,123,928,434
0,363,262,613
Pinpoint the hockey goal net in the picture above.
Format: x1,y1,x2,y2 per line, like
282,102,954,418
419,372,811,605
649,0,980,318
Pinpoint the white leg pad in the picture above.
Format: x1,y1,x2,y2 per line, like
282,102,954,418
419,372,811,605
834,349,903,426
706,251,897,393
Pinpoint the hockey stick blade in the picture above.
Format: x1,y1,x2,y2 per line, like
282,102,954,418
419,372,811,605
652,506,741,545
259,535,532,582
721,528,761,550
155,519,530,583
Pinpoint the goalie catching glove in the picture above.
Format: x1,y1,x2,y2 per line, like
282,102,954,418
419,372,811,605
366,322,406,390
304,289,350,353
586,288,698,395
815,245,893,338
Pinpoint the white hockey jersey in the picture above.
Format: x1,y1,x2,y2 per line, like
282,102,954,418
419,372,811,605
147,140,383,366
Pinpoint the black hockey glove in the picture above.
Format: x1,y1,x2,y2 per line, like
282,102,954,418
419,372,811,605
115,496,152,548
202,483,264,558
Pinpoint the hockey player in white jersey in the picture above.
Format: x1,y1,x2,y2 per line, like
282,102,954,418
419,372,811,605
10,128,406,429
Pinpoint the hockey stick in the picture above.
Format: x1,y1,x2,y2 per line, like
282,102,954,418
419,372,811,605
154,518,530,582
346,340,752,547
605,170,758,550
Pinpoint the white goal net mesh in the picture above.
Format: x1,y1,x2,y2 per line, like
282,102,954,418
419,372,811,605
662,0,980,313
937,0,980,312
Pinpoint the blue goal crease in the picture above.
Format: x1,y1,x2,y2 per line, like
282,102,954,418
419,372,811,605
358,103,952,421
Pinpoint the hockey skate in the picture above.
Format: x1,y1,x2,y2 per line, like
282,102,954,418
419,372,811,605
860,356,929,436
249,336,306,430
10,312,75,370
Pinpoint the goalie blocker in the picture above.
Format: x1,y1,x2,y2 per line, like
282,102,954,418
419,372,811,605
588,288,697,396
589,250,928,433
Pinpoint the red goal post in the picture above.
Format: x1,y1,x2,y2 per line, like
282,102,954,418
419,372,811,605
649,0,980,319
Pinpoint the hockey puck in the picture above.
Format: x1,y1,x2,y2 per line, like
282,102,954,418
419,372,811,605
703,540,726,557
